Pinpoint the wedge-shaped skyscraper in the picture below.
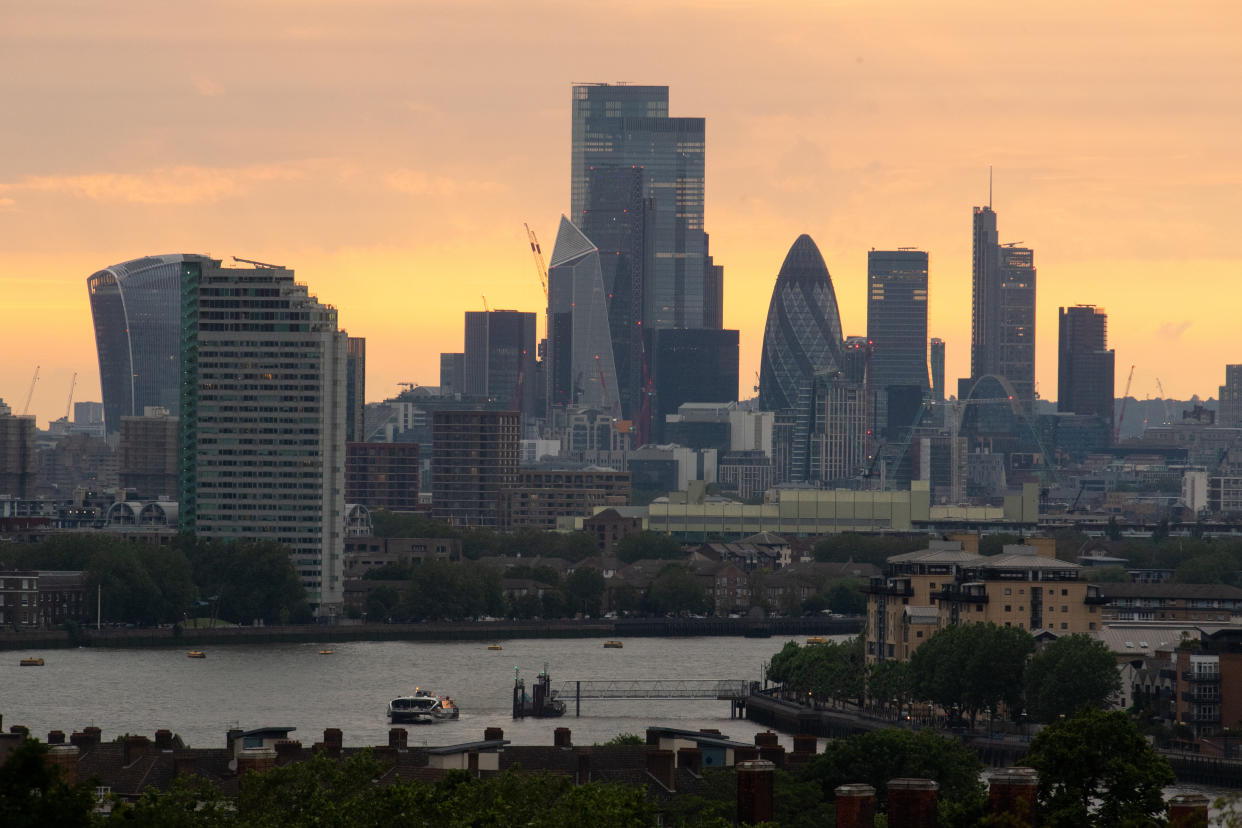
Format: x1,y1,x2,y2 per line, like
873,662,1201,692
87,254,215,434
758,235,845,413
546,216,621,419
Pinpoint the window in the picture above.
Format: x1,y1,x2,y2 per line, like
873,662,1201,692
1060,623,1068,630
1005,605,1012,612
1004,587,1012,596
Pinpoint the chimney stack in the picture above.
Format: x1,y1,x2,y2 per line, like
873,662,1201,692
887,778,939,828
834,783,876,828
988,767,1038,825
274,739,302,765
484,727,504,742
554,727,572,748
46,730,66,745
388,728,408,750
736,759,776,825
323,728,343,758
122,735,150,766
154,729,174,751
1168,793,1211,828
45,745,79,785
646,748,676,791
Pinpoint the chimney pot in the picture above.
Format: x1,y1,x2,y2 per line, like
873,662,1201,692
887,778,939,828
736,760,776,825
834,783,876,828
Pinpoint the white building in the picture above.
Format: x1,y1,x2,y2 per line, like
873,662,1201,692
180,258,346,616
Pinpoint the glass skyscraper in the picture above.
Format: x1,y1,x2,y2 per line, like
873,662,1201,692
570,83,715,331
759,235,845,413
867,249,929,393
87,254,214,434
968,203,1036,412
463,310,537,420
546,216,621,418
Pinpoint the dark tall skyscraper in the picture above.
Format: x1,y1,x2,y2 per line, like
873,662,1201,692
571,83,718,331
758,235,844,413
999,245,1036,410
929,338,946,402
867,249,929,394
579,165,648,420
649,328,739,442
87,254,214,434
1058,305,1114,430
345,336,366,443
463,310,537,419
968,200,1036,411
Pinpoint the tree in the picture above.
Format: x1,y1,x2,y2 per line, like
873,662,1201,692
1105,516,1123,541
185,539,310,624
565,567,606,617
909,623,1034,726
615,531,684,564
1024,634,1121,722
866,659,911,713
1174,550,1240,585
1024,708,1174,826
644,565,709,616
822,579,866,615
112,774,235,827
0,738,96,828
802,728,984,807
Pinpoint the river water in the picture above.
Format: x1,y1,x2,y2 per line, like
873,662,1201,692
4,635,818,750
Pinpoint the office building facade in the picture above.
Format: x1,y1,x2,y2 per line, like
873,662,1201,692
969,205,1036,412
118,408,179,500
1219,366,1242,429
440,353,466,397
929,338,945,403
758,234,845,414
87,254,215,434
1058,305,1115,431
866,249,930,395
650,328,739,443
179,258,347,614
463,310,537,420
571,83,717,331
546,216,621,418
345,442,420,512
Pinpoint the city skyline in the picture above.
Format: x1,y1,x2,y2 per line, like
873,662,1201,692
3,2,1241,425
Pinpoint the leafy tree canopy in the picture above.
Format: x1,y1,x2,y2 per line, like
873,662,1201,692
1024,634,1121,722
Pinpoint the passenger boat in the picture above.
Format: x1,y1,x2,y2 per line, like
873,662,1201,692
19,657,44,666
187,650,206,659
319,649,334,655
387,688,460,723
488,644,503,651
806,636,828,645
603,640,624,649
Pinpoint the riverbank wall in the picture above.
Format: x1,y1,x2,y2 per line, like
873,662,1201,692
0,615,862,651
746,693,1242,787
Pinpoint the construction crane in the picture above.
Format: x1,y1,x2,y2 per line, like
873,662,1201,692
22,365,39,416
231,256,283,269
523,223,549,302
753,371,760,394
481,295,490,312
64,372,78,420
595,354,611,413
1115,364,1136,443
1155,377,1174,425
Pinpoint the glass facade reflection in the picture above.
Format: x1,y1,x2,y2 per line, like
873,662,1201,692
758,235,844,413
87,254,214,434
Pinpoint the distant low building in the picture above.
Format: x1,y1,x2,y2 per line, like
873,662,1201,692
342,537,462,580
581,508,645,556
498,468,631,531
1096,582,1242,623
0,569,86,627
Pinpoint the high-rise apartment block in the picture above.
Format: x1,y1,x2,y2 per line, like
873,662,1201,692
118,407,179,499
87,254,214,434
345,336,366,443
345,442,419,511
178,258,347,615
463,310,537,420
0,406,36,499
968,205,1036,411
431,410,519,528
1057,305,1115,432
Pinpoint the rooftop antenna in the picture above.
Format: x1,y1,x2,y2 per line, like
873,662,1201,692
988,166,993,209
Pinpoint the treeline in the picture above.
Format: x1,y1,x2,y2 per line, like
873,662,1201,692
768,625,1122,725
2,708,1180,827
0,535,310,627
359,559,714,621
370,511,600,562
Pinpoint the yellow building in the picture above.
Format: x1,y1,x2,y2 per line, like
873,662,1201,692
865,542,1105,663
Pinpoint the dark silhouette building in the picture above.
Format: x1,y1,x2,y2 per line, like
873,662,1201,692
968,203,1036,412
345,337,366,443
431,410,519,528
1057,305,1115,433
866,249,929,394
463,310,537,421
346,442,420,512
650,328,739,443
929,338,945,403
118,408,179,500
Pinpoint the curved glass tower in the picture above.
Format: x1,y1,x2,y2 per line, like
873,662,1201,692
758,235,845,412
87,254,214,434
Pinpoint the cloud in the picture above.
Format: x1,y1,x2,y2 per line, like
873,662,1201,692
6,163,309,205
0,197,14,209
1156,320,1192,340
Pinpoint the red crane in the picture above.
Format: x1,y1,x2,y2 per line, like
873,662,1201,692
1115,364,1136,443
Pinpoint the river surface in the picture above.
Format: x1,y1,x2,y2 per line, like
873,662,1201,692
4,635,825,750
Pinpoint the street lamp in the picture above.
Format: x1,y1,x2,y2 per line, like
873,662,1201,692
1020,710,1029,742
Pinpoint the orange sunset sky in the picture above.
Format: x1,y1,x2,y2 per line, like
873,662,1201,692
2,1,1240,427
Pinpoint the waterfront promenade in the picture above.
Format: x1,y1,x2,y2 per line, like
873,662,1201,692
0,615,862,651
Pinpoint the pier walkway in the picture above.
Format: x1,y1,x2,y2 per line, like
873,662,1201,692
554,679,754,717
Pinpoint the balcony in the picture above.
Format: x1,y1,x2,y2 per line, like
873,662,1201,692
1182,671,1221,683
865,579,914,598
934,587,988,604
1182,691,1222,704
1188,710,1221,724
